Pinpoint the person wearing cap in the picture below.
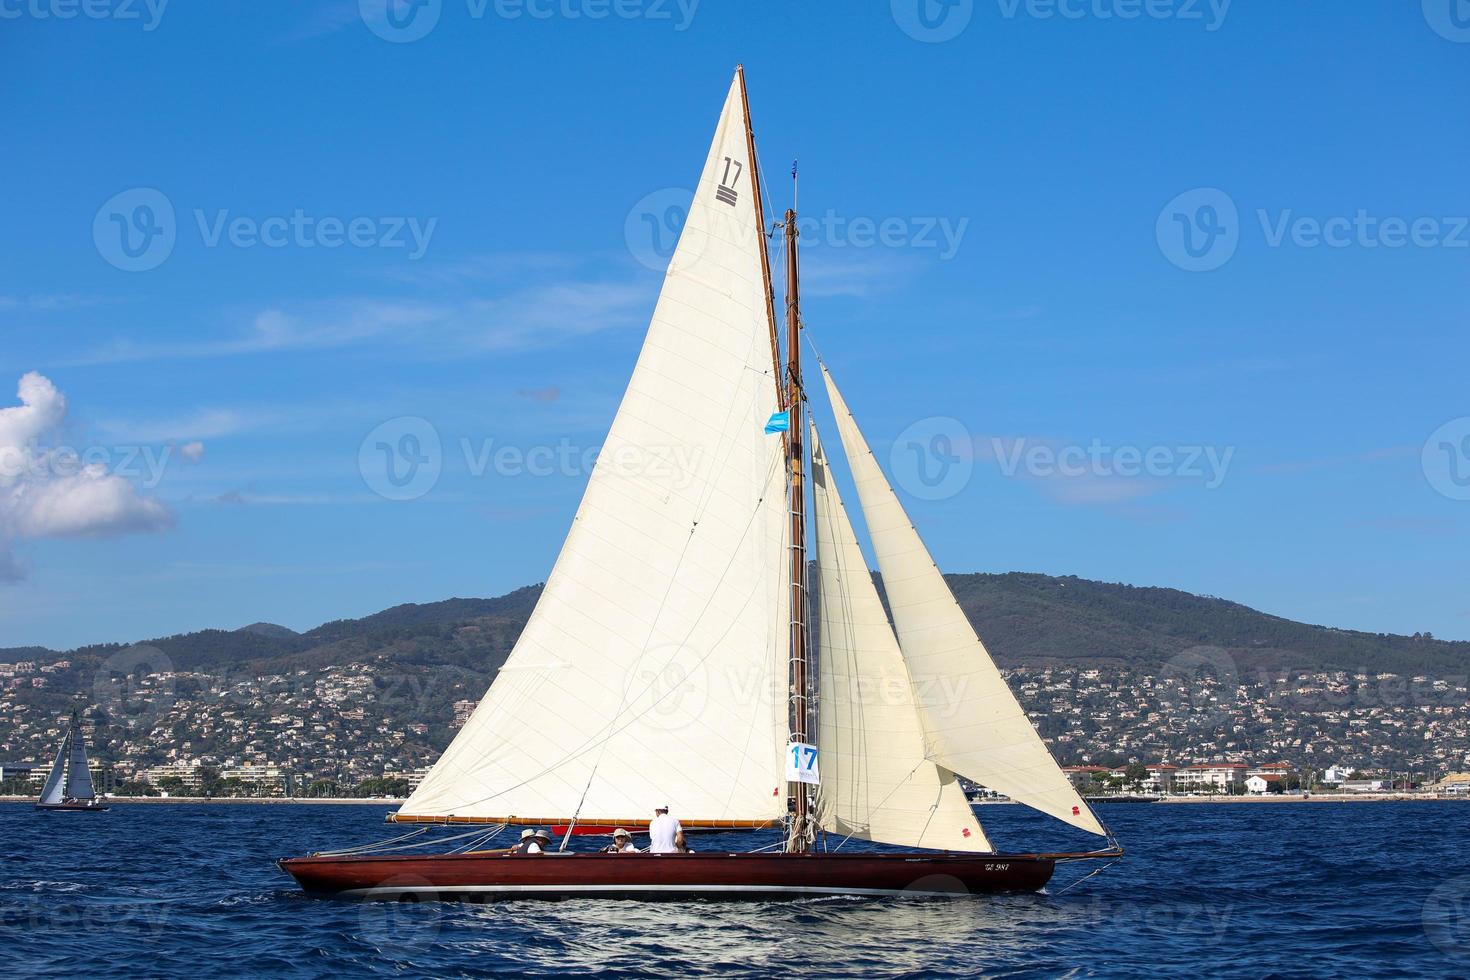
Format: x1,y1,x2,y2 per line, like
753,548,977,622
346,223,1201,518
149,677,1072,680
647,805,684,854
512,828,548,854
602,829,638,853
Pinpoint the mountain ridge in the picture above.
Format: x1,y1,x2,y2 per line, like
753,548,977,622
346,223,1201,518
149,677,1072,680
4,573,1463,677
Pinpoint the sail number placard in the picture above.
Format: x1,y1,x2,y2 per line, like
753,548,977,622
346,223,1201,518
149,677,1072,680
785,742,820,785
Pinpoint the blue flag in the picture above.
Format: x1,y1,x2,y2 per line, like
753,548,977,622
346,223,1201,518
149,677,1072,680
764,412,790,435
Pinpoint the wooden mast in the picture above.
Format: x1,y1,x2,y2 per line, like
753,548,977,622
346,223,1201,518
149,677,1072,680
736,65,784,410
783,204,811,853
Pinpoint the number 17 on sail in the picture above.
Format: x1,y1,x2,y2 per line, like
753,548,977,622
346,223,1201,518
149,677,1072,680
786,742,820,785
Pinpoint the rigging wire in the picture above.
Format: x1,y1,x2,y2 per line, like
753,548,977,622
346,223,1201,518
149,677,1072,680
1051,858,1120,895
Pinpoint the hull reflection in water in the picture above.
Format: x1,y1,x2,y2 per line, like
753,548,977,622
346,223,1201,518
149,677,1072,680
278,851,1065,900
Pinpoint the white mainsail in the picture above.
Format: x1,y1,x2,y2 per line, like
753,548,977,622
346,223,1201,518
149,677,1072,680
809,422,992,852
819,364,1107,838
65,720,96,800
38,732,68,805
400,73,788,826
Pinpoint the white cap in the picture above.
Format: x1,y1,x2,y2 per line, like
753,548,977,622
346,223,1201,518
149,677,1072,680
613,828,631,838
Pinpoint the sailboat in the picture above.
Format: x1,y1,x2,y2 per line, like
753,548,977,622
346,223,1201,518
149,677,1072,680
36,710,109,812
280,68,1121,899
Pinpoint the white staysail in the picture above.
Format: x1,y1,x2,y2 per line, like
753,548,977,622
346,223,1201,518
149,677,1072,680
401,73,788,826
809,422,992,852
820,364,1107,837
39,733,68,805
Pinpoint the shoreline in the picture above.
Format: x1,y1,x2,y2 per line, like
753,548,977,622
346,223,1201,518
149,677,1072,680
6,794,1465,807
1154,793,1466,804
0,795,398,806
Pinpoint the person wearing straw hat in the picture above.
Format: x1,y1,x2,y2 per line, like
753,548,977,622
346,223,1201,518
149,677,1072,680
512,828,548,854
602,829,638,853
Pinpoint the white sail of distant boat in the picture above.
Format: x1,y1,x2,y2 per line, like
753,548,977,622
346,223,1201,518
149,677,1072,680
38,732,69,806
819,364,1105,837
399,73,790,828
35,710,106,811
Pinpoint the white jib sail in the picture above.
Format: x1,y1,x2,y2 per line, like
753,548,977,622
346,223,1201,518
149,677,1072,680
820,364,1107,837
39,732,68,805
809,422,993,852
402,73,788,825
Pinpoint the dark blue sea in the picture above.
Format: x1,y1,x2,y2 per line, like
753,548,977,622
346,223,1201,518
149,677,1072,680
3,800,1468,977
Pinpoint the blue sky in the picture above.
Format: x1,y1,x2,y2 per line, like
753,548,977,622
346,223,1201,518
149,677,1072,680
2,0,1467,649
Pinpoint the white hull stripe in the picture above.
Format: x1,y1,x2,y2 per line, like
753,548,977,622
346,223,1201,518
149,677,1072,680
337,883,976,899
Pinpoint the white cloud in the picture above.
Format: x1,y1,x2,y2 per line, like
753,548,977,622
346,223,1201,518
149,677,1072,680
0,372,173,578
67,275,654,367
179,441,205,463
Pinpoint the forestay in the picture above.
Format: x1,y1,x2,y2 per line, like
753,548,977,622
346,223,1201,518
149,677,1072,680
809,422,993,852
820,365,1106,837
400,74,788,826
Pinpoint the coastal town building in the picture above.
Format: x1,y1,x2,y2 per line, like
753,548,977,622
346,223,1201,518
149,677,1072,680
1174,763,1247,792
1245,774,1285,794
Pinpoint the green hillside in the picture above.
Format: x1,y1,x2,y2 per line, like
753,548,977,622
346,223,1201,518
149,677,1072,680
8,573,1464,678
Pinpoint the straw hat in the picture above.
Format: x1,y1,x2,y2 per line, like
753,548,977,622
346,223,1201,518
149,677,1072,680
613,828,631,839
519,829,537,840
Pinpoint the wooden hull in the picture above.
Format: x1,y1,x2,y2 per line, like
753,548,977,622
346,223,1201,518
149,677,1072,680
278,850,1063,900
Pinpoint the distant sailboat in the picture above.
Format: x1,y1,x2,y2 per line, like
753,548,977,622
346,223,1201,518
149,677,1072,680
280,67,1120,899
36,710,108,812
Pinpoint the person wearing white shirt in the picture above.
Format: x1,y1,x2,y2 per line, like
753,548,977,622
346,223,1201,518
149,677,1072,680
647,806,684,854
602,828,639,853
